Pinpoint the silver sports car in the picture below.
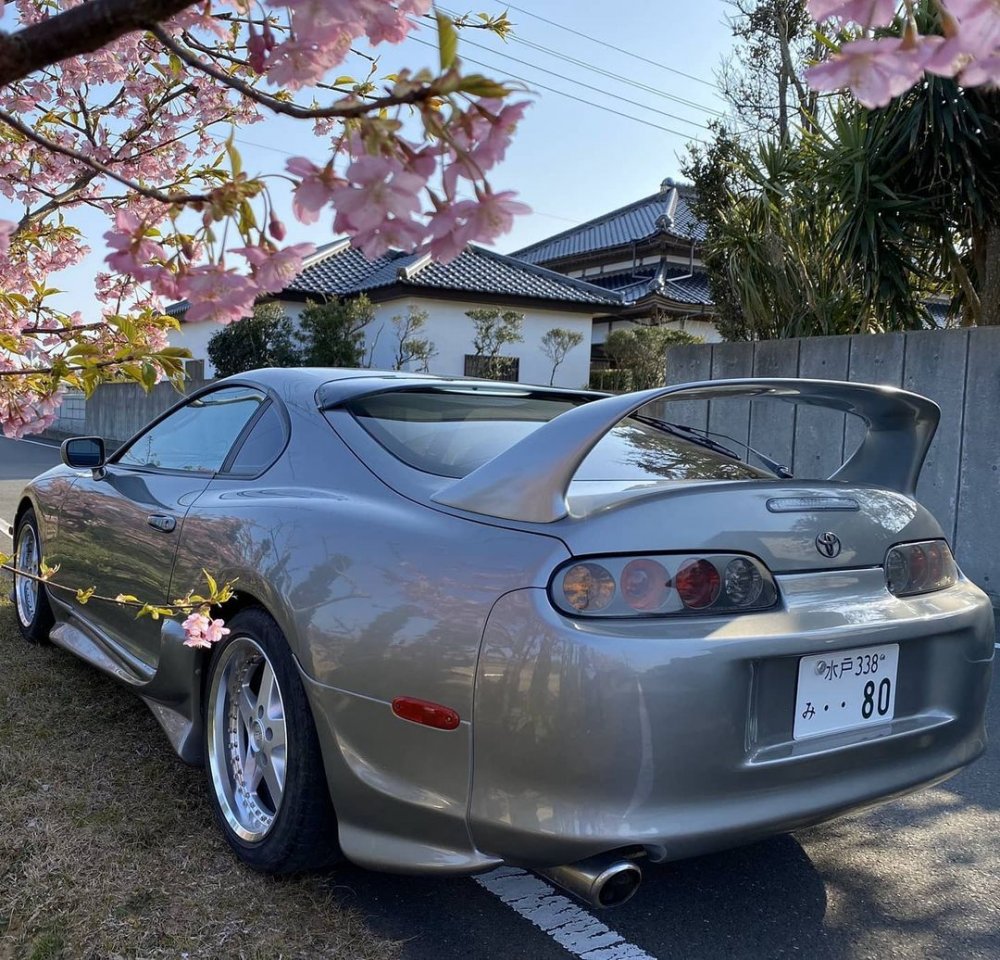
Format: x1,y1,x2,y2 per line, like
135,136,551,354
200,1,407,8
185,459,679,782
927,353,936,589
11,369,993,908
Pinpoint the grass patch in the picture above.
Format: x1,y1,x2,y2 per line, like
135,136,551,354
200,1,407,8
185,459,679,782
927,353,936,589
0,593,399,960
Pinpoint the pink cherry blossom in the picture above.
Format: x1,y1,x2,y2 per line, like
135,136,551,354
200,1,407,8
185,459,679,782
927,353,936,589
806,37,931,108
286,156,344,224
204,618,231,645
461,191,532,248
103,209,168,281
807,0,897,26
181,611,229,648
0,219,15,257
925,0,1000,83
234,242,315,293
178,265,259,325
427,201,476,263
331,154,428,257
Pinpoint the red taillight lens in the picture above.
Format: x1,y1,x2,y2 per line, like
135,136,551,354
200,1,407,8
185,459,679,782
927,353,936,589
675,559,722,609
885,540,957,596
621,559,670,611
550,553,777,618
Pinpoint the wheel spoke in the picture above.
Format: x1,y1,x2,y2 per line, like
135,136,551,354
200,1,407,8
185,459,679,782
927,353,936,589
266,717,286,751
238,684,257,730
262,753,283,802
243,750,263,793
256,662,278,718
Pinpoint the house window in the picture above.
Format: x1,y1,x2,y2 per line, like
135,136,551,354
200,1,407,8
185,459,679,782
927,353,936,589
464,355,520,382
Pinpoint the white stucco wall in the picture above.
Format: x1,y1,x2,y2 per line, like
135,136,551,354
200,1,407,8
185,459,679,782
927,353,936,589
360,297,594,388
170,296,596,388
169,318,223,376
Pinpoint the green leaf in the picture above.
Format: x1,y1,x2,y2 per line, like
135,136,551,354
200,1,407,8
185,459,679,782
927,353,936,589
436,10,458,70
457,74,511,98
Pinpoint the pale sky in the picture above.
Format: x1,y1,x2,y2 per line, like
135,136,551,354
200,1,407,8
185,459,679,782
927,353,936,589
12,1,736,316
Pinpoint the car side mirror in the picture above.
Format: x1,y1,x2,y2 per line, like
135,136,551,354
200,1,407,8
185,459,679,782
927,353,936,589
61,436,106,472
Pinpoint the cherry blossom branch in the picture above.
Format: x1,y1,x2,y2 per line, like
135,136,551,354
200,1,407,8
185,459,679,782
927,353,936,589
150,25,447,119
0,355,168,376
0,0,199,86
0,108,209,205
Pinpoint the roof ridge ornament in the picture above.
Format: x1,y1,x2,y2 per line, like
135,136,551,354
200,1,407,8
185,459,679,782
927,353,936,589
655,186,679,233
398,251,433,281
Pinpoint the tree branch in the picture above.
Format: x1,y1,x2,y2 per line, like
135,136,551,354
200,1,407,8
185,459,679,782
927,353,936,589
150,25,447,120
0,108,208,205
0,0,199,87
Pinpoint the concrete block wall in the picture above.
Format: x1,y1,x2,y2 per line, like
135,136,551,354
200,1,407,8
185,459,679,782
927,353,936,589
664,328,1000,596
45,379,212,449
48,389,86,437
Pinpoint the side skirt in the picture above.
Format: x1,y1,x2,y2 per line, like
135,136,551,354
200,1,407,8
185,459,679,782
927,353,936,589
49,611,205,766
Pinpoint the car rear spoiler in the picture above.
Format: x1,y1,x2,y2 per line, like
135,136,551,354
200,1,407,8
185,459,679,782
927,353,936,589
430,378,940,523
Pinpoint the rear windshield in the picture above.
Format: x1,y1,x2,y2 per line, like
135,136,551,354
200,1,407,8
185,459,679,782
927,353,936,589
342,389,770,482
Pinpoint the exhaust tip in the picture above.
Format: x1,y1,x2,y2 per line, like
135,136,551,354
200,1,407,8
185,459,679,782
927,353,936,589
594,861,642,908
535,855,643,909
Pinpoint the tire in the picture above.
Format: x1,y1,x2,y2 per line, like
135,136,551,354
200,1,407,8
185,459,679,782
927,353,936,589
13,508,55,644
203,606,341,873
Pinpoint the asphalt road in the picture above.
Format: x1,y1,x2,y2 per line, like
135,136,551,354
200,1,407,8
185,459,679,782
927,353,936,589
0,436,61,532
1,435,997,960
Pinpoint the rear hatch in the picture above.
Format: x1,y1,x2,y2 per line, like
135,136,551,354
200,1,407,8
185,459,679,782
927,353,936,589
559,478,943,573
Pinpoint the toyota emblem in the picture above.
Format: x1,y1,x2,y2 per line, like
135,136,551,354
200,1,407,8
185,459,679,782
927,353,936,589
815,532,842,558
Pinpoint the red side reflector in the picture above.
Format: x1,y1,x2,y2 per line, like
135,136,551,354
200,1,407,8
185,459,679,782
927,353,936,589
391,697,461,731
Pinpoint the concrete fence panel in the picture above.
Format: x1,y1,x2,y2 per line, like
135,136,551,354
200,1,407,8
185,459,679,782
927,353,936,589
905,329,969,542
749,339,799,473
793,336,851,480
955,327,1000,594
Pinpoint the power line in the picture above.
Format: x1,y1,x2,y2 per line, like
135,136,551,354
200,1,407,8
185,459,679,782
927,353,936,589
408,35,706,142
443,29,712,131
501,2,723,93
511,35,725,118
437,5,724,118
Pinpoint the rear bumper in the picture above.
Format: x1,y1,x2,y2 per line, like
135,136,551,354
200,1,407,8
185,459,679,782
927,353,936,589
470,569,993,866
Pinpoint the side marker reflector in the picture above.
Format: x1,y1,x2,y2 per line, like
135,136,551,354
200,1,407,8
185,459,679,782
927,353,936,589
391,696,461,731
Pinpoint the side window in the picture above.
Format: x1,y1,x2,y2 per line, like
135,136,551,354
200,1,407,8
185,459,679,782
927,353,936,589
226,402,287,476
116,386,265,472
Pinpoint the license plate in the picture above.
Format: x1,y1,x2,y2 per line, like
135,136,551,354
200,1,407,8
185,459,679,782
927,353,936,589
793,644,899,740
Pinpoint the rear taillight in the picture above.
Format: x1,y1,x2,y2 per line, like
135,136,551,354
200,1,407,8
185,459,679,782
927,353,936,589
885,540,957,597
551,553,778,618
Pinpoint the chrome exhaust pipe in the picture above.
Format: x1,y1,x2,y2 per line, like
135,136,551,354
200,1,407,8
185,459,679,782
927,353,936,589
535,855,642,909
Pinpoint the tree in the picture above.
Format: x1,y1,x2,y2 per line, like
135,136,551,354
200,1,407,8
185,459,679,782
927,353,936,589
806,0,1000,324
390,307,437,372
0,1,529,437
604,326,701,391
717,0,826,139
295,296,373,369
207,302,298,377
540,327,584,385
466,308,524,379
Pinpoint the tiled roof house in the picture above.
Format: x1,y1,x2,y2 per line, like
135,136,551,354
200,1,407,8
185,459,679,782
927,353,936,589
513,178,720,353
169,241,623,388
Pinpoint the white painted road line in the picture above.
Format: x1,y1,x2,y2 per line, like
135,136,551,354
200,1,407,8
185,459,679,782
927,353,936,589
0,518,10,541
475,867,656,960
10,436,58,449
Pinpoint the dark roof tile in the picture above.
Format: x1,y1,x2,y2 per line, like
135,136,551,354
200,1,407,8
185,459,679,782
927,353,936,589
513,184,705,266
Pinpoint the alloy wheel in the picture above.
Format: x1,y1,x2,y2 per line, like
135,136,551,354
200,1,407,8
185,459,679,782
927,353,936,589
207,636,288,842
14,523,39,628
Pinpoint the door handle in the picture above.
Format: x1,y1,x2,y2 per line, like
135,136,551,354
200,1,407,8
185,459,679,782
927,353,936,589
147,514,176,533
